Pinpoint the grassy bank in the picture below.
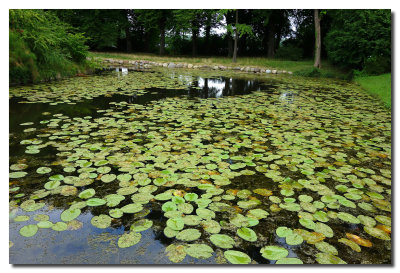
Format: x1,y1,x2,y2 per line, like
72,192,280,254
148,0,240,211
89,51,346,76
354,73,391,109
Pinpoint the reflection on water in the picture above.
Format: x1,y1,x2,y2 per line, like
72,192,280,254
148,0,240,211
189,77,262,98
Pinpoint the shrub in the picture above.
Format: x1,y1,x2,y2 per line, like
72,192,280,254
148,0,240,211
275,45,303,61
325,10,391,72
9,9,89,84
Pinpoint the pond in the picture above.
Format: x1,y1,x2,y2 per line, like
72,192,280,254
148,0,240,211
9,68,391,264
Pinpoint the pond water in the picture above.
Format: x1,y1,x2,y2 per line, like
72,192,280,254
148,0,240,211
9,68,391,264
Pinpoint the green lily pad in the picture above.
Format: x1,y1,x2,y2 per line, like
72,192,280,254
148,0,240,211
315,222,334,238
176,228,201,241
338,238,361,252
130,219,153,232
364,226,391,240
44,180,61,190
109,208,123,218
60,208,81,222
196,208,215,219
91,214,112,229
105,194,125,207
276,226,293,238
101,174,116,183
167,217,185,231
86,198,106,206
164,227,179,238
49,174,64,181
19,224,38,237
14,215,30,222
285,233,304,245
162,201,177,212
210,234,235,249
315,253,346,264
375,215,391,226
33,214,49,221
260,246,289,260
201,219,221,234
37,221,54,228
237,227,257,242
36,167,52,174
185,244,214,259
184,192,199,202
52,222,68,231
121,203,143,213
337,212,360,224
165,244,186,263
247,208,269,220
79,188,95,199
299,218,315,230
20,200,45,212
314,241,338,255
118,232,141,248
10,171,28,179
224,250,251,264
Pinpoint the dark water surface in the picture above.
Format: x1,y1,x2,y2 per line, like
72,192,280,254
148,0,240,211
9,69,391,264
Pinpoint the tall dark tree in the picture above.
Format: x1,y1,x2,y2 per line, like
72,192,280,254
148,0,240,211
136,10,172,55
314,9,322,68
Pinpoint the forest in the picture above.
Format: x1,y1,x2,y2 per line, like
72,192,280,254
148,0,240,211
10,9,391,84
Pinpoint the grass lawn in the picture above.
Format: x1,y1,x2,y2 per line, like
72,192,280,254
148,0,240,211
89,51,341,74
354,73,392,109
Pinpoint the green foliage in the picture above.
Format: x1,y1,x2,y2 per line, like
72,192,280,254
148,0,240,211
275,45,303,61
325,10,391,72
9,30,38,84
9,9,89,85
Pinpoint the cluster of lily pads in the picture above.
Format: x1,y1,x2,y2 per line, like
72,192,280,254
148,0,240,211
9,70,391,264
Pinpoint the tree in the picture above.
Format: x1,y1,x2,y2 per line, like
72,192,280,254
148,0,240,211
233,10,239,62
325,9,391,73
135,10,172,55
313,9,322,68
220,9,253,62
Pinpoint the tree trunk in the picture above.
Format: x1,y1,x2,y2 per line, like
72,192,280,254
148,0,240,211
267,26,275,58
192,28,198,56
226,12,233,57
205,25,211,55
232,10,238,63
145,30,151,52
314,9,322,68
125,26,132,53
159,13,166,55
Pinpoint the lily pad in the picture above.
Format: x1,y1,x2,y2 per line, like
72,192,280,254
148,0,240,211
36,167,52,174
185,244,214,259
260,246,289,260
176,228,201,241
60,208,81,222
86,198,106,207
165,244,186,263
118,232,141,248
285,233,304,245
167,217,185,231
210,234,235,249
19,224,38,237
121,203,143,213
237,227,257,242
224,250,251,264
91,214,112,229
130,219,153,232
79,188,95,199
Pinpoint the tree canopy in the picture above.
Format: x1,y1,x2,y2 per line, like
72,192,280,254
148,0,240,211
9,9,392,85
